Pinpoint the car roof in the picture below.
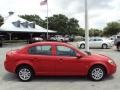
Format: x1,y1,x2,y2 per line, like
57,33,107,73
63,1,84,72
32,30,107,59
19,41,87,56
29,41,70,46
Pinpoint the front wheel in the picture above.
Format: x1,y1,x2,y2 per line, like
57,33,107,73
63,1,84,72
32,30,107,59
102,44,108,49
88,66,106,81
80,44,85,49
16,66,34,82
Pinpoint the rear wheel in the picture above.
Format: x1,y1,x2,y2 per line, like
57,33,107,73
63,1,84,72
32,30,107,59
88,65,106,81
16,65,34,82
102,44,108,49
80,44,85,49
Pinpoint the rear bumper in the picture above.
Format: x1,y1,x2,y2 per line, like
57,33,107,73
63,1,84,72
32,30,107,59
4,60,15,73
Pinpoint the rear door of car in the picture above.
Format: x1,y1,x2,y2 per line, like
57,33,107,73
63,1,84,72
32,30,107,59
28,44,55,75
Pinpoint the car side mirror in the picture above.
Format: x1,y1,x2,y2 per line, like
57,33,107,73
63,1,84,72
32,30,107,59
76,53,82,58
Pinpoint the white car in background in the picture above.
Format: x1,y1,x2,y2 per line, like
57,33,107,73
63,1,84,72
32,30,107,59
77,37,114,49
50,35,69,42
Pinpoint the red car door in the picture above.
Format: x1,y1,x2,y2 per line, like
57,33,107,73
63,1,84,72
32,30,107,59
54,45,86,75
28,45,55,75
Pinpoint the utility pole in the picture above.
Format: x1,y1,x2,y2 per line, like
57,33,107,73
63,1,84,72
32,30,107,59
46,0,49,40
85,0,90,52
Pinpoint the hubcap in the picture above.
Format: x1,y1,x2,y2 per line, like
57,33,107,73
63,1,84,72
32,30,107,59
81,44,85,49
91,68,104,80
103,45,107,49
19,68,31,80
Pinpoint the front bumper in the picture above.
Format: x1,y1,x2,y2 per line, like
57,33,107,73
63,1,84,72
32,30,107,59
107,64,117,75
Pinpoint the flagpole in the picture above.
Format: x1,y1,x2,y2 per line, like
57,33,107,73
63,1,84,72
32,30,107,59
46,0,49,40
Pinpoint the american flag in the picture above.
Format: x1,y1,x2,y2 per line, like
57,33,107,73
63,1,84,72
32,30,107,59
40,0,47,5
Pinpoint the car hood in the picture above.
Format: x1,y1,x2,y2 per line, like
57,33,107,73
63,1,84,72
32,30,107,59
84,53,111,61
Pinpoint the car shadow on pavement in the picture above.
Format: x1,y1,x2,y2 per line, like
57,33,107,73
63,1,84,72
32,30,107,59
33,76,88,82
2,73,18,82
2,73,115,82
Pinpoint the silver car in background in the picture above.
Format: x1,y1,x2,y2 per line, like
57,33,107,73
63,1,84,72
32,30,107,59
77,37,114,49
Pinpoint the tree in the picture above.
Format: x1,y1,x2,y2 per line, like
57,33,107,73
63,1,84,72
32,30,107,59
20,14,84,35
43,14,69,34
44,14,80,35
67,18,80,35
89,28,103,37
0,15,4,26
20,15,44,26
103,22,120,36
75,28,85,36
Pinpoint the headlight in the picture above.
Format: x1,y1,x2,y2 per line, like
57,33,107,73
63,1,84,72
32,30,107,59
108,60,115,64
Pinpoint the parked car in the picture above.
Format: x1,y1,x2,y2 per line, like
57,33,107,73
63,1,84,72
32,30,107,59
49,37,57,41
28,37,43,44
69,35,75,42
110,35,120,41
77,37,114,49
0,35,4,47
50,35,69,42
114,35,120,51
4,42,116,81
55,35,65,41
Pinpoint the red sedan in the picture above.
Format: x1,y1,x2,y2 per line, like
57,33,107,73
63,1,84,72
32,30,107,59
4,42,116,81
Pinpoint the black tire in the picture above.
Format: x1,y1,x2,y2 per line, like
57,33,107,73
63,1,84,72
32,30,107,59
80,44,85,49
88,65,106,81
16,65,34,82
117,44,120,51
102,44,108,49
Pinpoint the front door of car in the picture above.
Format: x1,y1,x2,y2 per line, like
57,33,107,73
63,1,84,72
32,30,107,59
54,45,85,75
89,39,96,48
28,45,55,75
95,39,103,47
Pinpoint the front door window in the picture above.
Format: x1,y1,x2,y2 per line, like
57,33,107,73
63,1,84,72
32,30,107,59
56,46,76,57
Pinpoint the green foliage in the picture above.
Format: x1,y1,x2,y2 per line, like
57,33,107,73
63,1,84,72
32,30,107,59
67,18,80,35
20,15,45,26
44,14,80,35
43,14,69,34
20,14,82,35
0,15,4,26
89,28,103,37
77,28,85,36
103,22,120,36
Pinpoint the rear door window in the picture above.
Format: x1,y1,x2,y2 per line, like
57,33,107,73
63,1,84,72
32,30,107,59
29,45,52,55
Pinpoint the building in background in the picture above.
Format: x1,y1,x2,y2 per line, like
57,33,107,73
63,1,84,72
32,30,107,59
0,12,56,40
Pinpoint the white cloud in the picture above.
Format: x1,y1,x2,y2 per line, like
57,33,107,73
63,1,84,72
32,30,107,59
0,0,120,29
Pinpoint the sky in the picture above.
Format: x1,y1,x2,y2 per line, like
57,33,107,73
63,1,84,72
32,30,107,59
0,0,120,29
